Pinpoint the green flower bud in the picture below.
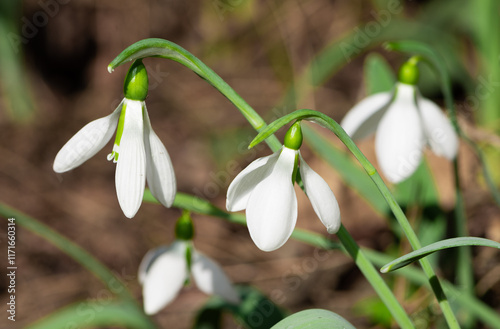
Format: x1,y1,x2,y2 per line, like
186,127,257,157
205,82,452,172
175,210,195,241
398,58,420,85
284,121,303,150
123,60,148,101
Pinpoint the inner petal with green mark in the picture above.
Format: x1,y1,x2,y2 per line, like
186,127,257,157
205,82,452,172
107,102,128,163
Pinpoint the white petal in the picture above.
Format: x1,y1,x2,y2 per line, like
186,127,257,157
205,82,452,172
299,154,341,234
246,147,297,252
191,250,240,304
142,241,188,315
143,105,176,208
341,92,393,141
226,151,280,212
115,99,146,218
418,97,458,160
53,101,123,173
375,84,425,183
137,245,171,285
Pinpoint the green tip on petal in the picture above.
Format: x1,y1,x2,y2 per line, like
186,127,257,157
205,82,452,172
284,121,303,150
123,59,149,101
185,244,192,273
398,58,420,85
175,210,194,241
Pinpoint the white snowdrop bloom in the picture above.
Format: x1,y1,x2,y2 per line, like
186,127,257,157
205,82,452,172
341,81,458,183
226,122,341,252
139,240,240,315
53,60,176,218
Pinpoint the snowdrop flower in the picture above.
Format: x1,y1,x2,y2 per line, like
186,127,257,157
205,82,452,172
139,213,240,315
226,121,341,252
53,60,176,218
341,59,458,183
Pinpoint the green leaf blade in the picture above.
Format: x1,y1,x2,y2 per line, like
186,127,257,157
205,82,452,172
24,300,155,329
364,53,396,95
270,309,356,329
381,237,500,273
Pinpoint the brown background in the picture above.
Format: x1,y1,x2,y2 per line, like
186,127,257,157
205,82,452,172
1,0,499,328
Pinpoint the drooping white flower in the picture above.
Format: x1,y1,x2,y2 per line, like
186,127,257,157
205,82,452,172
226,122,341,252
138,240,240,315
53,60,176,218
341,81,458,183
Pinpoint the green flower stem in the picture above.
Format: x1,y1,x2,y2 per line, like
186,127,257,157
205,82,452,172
369,169,459,329
365,250,500,329
386,40,480,327
336,225,415,328
0,203,156,328
249,109,459,328
107,38,281,151
329,116,459,329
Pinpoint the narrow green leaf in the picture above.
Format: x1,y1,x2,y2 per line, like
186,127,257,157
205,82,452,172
0,203,157,328
354,297,393,328
471,0,500,131
364,53,396,95
0,1,35,123
25,300,155,329
366,250,500,329
381,237,500,273
270,309,356,329
0,203,134,302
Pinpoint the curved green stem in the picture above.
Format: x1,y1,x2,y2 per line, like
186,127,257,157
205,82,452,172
386,40,485,327
0,203,132,301
250,109,460,328
107,38,281,150
336,226,415,328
